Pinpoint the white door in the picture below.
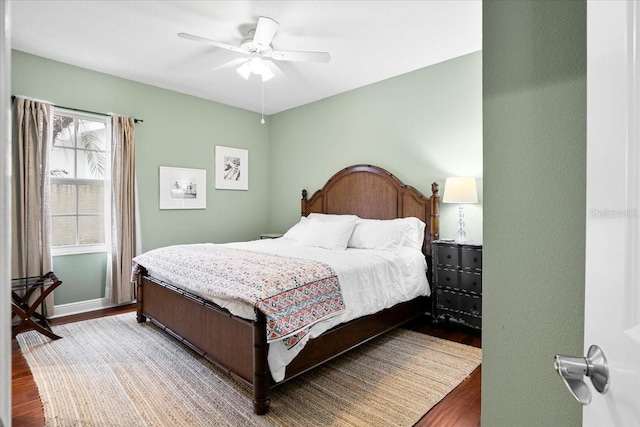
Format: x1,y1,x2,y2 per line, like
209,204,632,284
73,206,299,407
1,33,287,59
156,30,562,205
582,1,640,425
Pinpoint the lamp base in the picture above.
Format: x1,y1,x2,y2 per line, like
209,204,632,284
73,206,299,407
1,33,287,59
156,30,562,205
455,203,468,243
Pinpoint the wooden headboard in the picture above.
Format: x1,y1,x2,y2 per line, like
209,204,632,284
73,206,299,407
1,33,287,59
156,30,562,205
301,164,440,257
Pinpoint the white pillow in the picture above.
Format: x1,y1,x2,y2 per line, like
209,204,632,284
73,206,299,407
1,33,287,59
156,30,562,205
395,217,427,250
282,217,310,241
307,213,359,222
348,217,426,251
348,218,406,252
298,217,356,250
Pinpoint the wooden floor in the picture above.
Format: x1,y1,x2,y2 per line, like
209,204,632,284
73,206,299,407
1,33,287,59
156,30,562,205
405,317,482,427
12,305,481,427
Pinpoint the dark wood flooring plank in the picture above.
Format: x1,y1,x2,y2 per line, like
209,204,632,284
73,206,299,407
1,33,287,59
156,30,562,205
414,366,481,427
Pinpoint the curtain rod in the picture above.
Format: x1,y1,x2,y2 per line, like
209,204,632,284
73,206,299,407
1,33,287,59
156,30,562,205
11,95,143,123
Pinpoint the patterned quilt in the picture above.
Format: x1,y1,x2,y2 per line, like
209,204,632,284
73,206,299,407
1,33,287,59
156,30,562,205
132,244,345,349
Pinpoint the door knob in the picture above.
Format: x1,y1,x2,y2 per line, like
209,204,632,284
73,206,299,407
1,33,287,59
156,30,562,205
554,345,610,405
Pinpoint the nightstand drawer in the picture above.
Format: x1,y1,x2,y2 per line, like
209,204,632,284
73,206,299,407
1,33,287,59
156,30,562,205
460,271,482,294
436,288,459,311
461,247,482,270
456,312,481,329
436,267,458,288
437,245,459,267
459,293,482,316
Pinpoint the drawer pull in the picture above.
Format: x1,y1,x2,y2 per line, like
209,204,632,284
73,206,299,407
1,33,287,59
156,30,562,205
446,254,452,259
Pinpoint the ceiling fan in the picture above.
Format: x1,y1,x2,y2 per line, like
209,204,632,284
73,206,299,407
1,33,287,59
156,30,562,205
178,16,331,82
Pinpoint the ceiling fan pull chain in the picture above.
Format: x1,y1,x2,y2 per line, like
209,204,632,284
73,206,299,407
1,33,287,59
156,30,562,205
261,78,266,124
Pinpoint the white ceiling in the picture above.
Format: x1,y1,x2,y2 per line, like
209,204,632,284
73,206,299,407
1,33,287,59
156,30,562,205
10,1,482,116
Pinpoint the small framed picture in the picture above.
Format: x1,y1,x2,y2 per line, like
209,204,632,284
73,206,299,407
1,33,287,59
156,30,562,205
159,166,206,209
215,146,248,190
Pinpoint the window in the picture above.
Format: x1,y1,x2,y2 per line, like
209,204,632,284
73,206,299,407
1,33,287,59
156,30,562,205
50,110,110,254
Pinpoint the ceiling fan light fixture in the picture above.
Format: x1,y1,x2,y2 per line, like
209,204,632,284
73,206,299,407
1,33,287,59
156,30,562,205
236,62,251,80
236,55,274,81
261,65,275,82
249,55,265,74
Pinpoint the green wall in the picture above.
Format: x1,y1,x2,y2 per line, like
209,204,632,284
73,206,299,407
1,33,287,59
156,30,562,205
267,52,483,241
52,252,107,304
483,1,586,425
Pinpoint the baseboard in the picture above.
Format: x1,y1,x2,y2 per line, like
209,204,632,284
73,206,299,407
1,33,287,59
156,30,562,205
52,298,116,318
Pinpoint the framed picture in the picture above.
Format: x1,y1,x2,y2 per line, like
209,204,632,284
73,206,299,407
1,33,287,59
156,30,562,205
215,145,248,190
159,166,206,209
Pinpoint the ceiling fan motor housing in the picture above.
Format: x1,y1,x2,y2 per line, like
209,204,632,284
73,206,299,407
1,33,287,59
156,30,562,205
241,37,272,56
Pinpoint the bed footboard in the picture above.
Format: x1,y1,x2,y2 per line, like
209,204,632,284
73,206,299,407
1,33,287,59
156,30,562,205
136,271,430,415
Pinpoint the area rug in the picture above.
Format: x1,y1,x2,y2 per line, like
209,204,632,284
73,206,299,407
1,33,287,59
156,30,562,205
16,312,481,427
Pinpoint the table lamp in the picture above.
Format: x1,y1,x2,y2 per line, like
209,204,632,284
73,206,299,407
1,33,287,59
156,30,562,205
442,177,478,243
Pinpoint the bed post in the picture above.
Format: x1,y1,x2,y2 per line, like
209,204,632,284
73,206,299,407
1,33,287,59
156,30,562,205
136,267,147,323
430,182,440,246
253,308,271,414
301,189,308,216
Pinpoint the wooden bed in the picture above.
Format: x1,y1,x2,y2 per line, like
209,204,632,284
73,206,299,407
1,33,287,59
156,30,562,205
135,164,440,414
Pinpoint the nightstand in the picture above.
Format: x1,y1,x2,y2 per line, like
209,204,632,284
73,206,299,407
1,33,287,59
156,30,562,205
432,241,482,329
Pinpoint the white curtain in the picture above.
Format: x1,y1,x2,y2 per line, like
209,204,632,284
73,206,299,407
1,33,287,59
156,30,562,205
11,96,54,314
110,114,137,304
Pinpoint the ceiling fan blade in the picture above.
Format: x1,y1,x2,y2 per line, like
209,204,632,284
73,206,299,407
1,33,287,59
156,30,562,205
270,50,331,63
177,32,248,55
253,17,279,46
210,58,249,72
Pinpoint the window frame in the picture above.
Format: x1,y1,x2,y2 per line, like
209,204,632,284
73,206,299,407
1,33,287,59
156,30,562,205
50,108,111,256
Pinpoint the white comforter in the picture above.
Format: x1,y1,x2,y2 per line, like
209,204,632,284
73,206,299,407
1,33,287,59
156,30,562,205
142,237,430,382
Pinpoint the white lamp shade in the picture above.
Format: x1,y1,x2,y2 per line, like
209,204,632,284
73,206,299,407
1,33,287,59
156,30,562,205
443,177,478,204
